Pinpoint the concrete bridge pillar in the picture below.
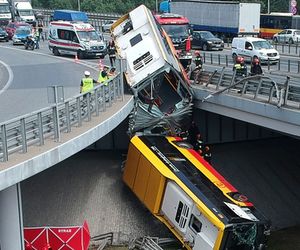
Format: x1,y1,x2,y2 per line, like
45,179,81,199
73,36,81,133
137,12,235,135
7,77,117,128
0,183,24,250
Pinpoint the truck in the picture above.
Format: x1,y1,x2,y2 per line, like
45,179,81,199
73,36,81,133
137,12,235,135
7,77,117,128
51,9,88,22
9,0,36,25
0,0,12,26
160,0,261,39
154,13,192,68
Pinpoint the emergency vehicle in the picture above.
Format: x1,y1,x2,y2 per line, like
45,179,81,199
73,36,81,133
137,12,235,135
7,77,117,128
155,13,192,67
123,135,270,250
48,21,107,59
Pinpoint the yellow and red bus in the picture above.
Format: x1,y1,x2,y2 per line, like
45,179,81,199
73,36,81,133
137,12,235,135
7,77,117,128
260,13,300,39
123,135,270,250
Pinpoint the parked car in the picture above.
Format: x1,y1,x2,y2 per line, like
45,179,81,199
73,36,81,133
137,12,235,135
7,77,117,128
12,27,31,45
232,37,280,64
273,29,300,44
0,27,9,42
192,31,224,51
102,20,115,32
5,21,31,39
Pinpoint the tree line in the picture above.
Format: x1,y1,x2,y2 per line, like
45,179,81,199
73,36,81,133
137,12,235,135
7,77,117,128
31,0,291,15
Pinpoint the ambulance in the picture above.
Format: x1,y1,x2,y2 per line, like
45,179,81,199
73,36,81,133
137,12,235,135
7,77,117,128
48,21,107,59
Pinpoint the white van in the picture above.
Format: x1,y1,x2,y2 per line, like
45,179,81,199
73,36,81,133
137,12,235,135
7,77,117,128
232,37,280,64
48,21,107,59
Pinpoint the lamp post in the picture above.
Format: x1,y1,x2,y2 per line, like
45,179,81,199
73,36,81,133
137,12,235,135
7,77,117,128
268,0,270,13
156,0,158,13
78,0,80,11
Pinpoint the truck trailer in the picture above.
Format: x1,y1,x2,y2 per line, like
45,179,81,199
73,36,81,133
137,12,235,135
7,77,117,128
160,0,261,39
123,135,270,250
9,0,35,25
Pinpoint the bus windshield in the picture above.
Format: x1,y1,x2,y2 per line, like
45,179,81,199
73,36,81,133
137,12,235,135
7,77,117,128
253,40,273,50
161,24,189,37
77,30,99,41
222,223,266,249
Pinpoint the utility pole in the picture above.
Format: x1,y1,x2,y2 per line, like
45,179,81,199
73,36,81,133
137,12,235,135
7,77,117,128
268,0,270,13
78,0,81,11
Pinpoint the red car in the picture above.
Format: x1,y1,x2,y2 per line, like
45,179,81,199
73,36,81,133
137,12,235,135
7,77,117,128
5,21,31,39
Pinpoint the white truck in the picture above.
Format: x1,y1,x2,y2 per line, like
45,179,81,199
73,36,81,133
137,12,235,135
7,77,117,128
10,0,35,25
160,0,261,39
0,0,12,26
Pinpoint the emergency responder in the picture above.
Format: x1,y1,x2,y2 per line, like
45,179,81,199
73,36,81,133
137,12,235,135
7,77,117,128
194,50,203,69
250,57,263,75
107,40,116,67
188,121,201,149
203,146,212,163
233,56,247,76
33,28,40,49
98,66,110,85
109,67,116,77
80,71,98,93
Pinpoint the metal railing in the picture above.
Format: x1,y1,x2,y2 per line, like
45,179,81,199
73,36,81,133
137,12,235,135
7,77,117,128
34,9,121,32
201,52,300,75
0,74,124,162
195,67,300,109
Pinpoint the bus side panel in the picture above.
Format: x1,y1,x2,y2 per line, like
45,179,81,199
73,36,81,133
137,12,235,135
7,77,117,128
144,165,166,213
123,143,141,189
132,155,152,202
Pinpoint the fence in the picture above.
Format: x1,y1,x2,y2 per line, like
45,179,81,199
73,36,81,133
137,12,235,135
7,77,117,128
34,9,121,32
201,52,300,75
0,74,124,162
196,67,300,109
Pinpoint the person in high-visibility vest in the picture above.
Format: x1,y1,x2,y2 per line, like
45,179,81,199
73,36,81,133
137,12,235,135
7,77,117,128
98,66,110,85
80,71,98,93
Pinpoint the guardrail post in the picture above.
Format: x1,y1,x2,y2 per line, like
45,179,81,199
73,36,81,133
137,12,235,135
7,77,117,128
267,59,270,71
283,76,290,106
210,53,213,64
20,118,27,153
298,61,300,74
218,54,220,65
288,44,291,54
254,78,263,100
120,59,125,101
87,93,92,121
76,97,82,127
216,67,225,90
225,55,228,67
296,43,298,55
65,102,71,132
278,59,281,71
95,88,100,116
203,53,206,63
282,44,284,53
1,124,8,162
288,59,291,72
37,112,44,146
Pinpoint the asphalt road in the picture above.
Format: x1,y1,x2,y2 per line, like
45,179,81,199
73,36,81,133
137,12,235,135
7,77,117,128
0,40,111,122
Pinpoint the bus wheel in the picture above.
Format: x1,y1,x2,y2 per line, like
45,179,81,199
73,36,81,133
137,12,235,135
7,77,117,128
53,47,60,56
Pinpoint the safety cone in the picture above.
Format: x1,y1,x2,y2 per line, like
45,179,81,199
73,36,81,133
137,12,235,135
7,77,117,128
98,59,103,70
74,54,79,63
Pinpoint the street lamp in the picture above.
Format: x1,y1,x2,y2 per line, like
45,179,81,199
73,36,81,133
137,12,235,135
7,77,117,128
156,0,158,13
78,0,80,11
268,0,270,13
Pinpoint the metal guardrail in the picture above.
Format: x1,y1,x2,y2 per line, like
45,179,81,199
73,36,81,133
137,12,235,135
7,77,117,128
201,52,300,75
196,67,300,109
34,9,121,32
0,74,124,162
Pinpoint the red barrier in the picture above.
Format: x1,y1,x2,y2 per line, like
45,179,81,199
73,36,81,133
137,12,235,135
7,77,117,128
24,221,90,250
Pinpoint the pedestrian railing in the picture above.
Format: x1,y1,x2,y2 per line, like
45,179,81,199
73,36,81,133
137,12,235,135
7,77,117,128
0,74,124,162
195,67,300,109
201,52,300,75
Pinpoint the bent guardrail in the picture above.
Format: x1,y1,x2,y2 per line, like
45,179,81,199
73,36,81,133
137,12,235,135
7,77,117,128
195,67,300,109
0,74,124,162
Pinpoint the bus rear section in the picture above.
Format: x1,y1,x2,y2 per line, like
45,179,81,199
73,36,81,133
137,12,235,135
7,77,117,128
123,135,270,250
